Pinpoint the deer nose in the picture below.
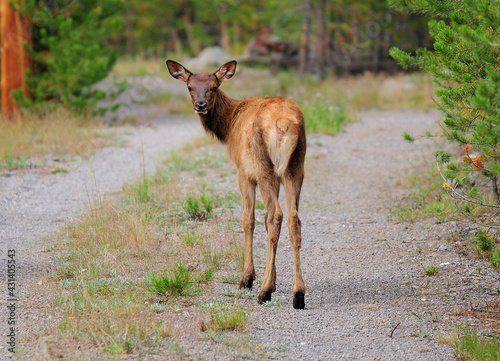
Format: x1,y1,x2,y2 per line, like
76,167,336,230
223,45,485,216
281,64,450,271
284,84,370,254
195,101,207,111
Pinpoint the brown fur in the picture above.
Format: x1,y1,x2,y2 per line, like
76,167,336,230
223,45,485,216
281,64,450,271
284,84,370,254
166,60,307,309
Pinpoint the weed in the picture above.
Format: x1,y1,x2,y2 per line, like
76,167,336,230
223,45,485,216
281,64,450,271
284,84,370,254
183,195,213,220
424,266,439,276
455,326,500,361
221,289,257,299
182,232,201,247
51,168,69,174
303,100,352,135
491,252,500,270
221,273,240,284
4,154,30,170
255,200,265,210
135,178,151,203
262,299,279,307
148,263,197,297
202,245,224,270
199,268,215,283
207,303,248,331
227,242,245,271
200,194,214,214
103,341,133,354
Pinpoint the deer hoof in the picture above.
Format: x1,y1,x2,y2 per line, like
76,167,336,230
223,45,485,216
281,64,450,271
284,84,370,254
239,277,254,290
258,290,272,304
293,291,305,309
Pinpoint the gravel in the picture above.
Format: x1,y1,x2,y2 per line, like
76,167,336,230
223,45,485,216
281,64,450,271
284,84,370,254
0,108,202,359
1,107,498,360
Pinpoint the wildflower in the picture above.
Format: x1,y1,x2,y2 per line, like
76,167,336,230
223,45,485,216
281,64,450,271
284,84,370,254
442,182,452,189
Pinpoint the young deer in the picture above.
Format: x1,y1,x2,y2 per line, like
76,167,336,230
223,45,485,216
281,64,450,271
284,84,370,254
166,60,306,309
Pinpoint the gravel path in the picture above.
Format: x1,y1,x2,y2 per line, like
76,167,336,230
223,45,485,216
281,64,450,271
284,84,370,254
0,108,203,358
1,107,498,360
244,110,498,360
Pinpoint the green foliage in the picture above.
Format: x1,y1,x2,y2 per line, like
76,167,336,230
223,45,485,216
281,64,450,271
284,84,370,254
402,132,415,142
303,101,351,135
13,0,125,113
424,266,439,276
455,326,500,361
183,195,213,220
476,230,495,254
206,303,248,331
201,268,215,282
148,263,197,297
390,0,500,230
491,252,500,270
435,150,453,165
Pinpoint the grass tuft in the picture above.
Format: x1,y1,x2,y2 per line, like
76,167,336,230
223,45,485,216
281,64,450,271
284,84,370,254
206,303,249,331
455,327,500,361
424,266,439,276
148,263,197,297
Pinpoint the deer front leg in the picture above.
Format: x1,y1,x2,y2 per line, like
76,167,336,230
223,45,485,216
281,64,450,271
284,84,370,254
238,174,256,290
258,180,282,304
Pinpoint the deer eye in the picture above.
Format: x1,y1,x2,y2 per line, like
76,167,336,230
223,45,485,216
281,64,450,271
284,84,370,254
212,87,217,92
187,86,192,92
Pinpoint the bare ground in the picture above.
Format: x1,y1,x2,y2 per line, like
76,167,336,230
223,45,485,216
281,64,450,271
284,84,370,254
1,107,499,360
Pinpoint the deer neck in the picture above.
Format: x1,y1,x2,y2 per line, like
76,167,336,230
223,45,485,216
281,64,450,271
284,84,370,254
199,89,238,143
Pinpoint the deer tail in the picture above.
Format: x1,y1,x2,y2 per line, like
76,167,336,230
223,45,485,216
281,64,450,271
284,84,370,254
267,118,299,178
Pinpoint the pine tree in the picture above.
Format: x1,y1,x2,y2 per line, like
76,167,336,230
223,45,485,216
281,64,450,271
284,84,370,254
390,0,500,259
11,0,124,114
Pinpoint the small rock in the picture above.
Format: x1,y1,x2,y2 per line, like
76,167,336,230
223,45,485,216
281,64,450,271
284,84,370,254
438,244,453,252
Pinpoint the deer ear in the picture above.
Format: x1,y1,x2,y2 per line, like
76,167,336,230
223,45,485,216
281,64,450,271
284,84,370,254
214,61,237,82
166,60,192,82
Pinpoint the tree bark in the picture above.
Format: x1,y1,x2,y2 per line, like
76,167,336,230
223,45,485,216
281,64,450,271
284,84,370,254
316,0,327,80
298,0,312,75
220,18,230,53
1,0,32,118
182,13,199,56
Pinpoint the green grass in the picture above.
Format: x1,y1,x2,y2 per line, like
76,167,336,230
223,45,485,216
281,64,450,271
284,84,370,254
302,100,351,134
424,266,439,276
390,166,457,223
182,195,214,220
148,263,198,297
392,159,500,271
205,303,249,331
38,142,254,357
0,109,114,173
455,327,500,361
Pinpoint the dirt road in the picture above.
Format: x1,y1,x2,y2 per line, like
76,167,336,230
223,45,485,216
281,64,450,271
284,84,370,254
1,107,498,360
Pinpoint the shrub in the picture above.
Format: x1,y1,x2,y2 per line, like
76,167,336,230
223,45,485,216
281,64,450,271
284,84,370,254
13,0,125,113
390,0,500,264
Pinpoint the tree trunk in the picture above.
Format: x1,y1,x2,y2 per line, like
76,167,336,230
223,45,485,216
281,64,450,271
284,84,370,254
1,0,32,118
316,0,327,80
298,0,312,75
220,18,230,53
182,13,199,56
171,27,183,58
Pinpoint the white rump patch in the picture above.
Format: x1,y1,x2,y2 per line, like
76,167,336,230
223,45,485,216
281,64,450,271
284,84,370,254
268,128,295,177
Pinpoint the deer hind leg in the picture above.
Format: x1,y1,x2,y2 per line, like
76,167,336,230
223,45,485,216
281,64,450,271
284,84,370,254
284,169,305,309
238,173,257,290
257,176,282,304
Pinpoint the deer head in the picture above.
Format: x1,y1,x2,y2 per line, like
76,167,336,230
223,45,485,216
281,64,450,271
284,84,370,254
166,60,237,115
